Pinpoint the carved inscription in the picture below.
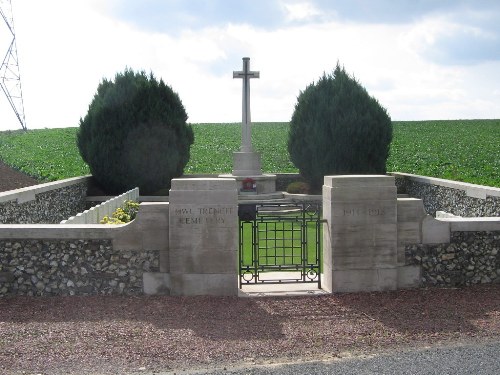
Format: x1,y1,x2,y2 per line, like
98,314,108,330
343,208,361,217
174,206,234,225
343,207,386,217
368,208,385,216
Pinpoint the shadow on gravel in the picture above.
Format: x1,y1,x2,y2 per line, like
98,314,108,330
1,285,499,343
337,285,500,335
0,295,285,341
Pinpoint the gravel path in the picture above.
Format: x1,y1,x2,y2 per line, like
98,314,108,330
189,340,500,375
1,285,499,374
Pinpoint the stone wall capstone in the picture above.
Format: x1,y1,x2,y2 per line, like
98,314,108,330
0,181,87,224
406,231,500,287
0,239,160,297
395,175,499,217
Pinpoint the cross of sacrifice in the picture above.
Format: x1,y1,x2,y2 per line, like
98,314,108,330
233,57,259,152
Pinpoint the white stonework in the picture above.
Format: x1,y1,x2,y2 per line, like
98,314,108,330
220,57,278,194
323,175,409,292
168,178,238,296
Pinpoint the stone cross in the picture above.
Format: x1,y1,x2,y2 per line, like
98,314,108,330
233,57,259,152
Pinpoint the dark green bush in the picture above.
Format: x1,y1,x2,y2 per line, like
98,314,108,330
77,69,194,195
286,181,311,194
288,63,392,190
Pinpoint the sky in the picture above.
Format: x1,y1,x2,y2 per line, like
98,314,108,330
1,0,499,131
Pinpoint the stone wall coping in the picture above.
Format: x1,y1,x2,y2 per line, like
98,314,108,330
181,173,302,178
274,173,301,177
390,172,500,199
282,192,322,202
171,177,237,191
325,175,395,188
0,223,128,239
438,217,500,232
87,196,170,202
0,175,91,204
0,201,169,239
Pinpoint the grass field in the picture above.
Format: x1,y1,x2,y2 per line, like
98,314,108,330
0,120,498,187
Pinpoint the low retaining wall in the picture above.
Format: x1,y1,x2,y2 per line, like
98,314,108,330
1,174,500,296
275,173,304,191
392,172,500,217
180,173,304,193
0,202,168,297
0,176,90,224
406,214,500,287
0,239,159,296
407,231,500,287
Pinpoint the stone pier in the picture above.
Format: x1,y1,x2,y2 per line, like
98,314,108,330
168,178,238,296
323,175,399,292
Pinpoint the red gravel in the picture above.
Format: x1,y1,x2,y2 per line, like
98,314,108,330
0,285,499,374
0,164,499,373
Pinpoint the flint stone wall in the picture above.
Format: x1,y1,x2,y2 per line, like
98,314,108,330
393,173,499,217
407,231,500,287
0,177,88,224
0,239,160,297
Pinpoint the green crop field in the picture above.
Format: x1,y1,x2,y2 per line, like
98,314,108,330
0,127,90,181
389,120,499,187
0,120,499,187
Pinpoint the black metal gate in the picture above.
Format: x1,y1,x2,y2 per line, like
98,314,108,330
238,202,322,287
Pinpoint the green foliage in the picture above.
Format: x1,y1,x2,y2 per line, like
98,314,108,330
0,120,498,188
288,64,392,189
100,208,130,224
286,181,311,194
100,200,139,225
186,122,295,174
123,200,139,220
77,68,194,195
387,120,500,187
0,128,89,180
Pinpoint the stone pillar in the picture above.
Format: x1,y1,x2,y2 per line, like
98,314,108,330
169,178,238,296
323,175,398,292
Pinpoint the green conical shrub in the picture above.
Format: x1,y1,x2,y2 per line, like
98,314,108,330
77,69,194,195
288,63,392,190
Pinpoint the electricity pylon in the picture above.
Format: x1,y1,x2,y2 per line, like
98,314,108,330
0,0,27,131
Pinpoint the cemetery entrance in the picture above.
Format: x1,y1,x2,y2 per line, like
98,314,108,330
238,202,322,288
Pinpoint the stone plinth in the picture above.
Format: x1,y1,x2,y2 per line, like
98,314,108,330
323,175,398,292
220,151,278,195
219,173,277,195
169,178,238,296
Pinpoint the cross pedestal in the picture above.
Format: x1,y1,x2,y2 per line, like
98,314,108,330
219,57,279,199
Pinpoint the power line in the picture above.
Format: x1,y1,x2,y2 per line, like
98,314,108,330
1,0,27,131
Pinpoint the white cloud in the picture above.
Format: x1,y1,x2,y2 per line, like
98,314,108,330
402,11,500,65
1,0,499,131
281,1,322,22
